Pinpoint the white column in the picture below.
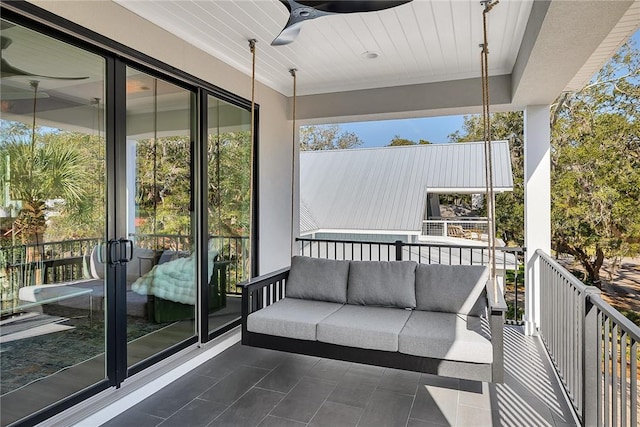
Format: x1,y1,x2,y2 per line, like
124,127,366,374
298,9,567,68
524,105,551,336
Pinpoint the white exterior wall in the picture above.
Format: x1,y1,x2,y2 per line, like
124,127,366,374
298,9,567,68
523,105,551,336
34,0,293,274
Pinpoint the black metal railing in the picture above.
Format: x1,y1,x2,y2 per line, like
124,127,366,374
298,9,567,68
0,237,101,307
296,237,525,323
538,250,639,426
1,234,249,306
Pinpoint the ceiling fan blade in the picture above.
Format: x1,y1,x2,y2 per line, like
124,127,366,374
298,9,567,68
1,36,89,80
1,86,50,101
272,0,412,46
271,0,330,46
272,21,304,46
296,1,413,14
1,59,89,80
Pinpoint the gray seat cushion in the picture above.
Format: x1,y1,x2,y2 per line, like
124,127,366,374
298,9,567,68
247,298,343,341
317,305,412,351
286,256,350,303
415,264,488,315
398,311,492,364
347,260,417,308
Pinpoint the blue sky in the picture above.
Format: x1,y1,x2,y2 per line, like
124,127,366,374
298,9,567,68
340,115,467,147
336,29,640,149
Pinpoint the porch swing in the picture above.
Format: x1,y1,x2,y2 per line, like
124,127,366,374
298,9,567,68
241,0,507,383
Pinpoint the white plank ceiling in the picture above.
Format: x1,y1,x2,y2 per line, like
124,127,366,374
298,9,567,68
115,0,534,96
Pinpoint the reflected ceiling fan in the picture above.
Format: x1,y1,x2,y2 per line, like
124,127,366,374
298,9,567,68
272,0,413,46
1,35,89,80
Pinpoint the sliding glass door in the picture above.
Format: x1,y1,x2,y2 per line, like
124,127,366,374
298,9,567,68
0,9,255,426
206,95,252,336
125,68,196,368
0,18,107,425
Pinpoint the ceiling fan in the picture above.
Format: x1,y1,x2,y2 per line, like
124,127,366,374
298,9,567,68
272,0,413,46
1,35,89,80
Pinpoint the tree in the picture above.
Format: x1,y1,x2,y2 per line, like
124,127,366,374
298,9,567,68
550,40,640,286
387,136,431,146
300,125,363,151
43,132,106,240
0,123,88,246
208,131,252,238
448,112,524,246
135,135,192,239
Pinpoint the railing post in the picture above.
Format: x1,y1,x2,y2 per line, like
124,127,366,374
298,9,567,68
394,240,403,261
583,286,601,427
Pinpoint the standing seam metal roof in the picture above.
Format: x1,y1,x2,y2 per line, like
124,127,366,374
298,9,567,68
300,141,514,234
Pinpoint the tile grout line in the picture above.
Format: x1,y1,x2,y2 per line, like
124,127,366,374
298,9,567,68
262,358,323,425
206,353,290,427
404,374,421,427
157,372,229,425
62,330,241,427
305,378,343,425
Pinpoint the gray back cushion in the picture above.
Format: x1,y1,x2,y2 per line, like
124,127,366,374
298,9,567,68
415,264,488,315
347,261,417,308
286,256,350,303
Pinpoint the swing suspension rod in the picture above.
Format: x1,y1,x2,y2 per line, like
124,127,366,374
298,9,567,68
248,39,257,275
290,68,298,259
480,0,499,300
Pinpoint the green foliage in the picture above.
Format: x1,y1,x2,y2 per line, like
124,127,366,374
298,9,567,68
208,131,252,238
135,136,192,238
0,122,91,243
448,112,525,246
387,135,431,146
44,132,106,240
550,40,640,284
300,124,363,151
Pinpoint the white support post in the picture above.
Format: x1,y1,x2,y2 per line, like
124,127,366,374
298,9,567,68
524,105,551,336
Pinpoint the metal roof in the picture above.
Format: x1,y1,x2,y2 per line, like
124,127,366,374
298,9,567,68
299,201,320,234
300,141,513,234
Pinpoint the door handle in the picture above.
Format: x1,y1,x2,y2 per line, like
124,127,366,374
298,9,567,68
119,239,134,263
96,241,107,263
107,239,120,266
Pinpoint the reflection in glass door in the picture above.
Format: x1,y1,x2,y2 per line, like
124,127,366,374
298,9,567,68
207,95,252,334
125,68,196,368
0,19,107,425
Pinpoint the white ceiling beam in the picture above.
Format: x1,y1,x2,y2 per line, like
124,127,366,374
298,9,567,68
511,0,634,107
294,74,511,124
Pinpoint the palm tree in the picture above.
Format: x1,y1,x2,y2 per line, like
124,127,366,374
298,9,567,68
1,124,87,259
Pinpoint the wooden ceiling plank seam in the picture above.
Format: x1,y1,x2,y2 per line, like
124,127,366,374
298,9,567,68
415,2,444,76
431,0,460,75
448,0,464,74
155,2,253,72
390,7,423,74
316,21,357,84
110,0,568,98
200,1,289,73
361,12,405,76
428,0,449,77
318,17,365,80
186,1,297,89
407,3,435,74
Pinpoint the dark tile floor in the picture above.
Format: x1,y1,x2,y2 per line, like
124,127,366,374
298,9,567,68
100,326,577,427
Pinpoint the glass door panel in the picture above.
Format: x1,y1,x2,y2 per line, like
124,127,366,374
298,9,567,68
207,95,252,334
125,68,195,367
0,19,107,425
